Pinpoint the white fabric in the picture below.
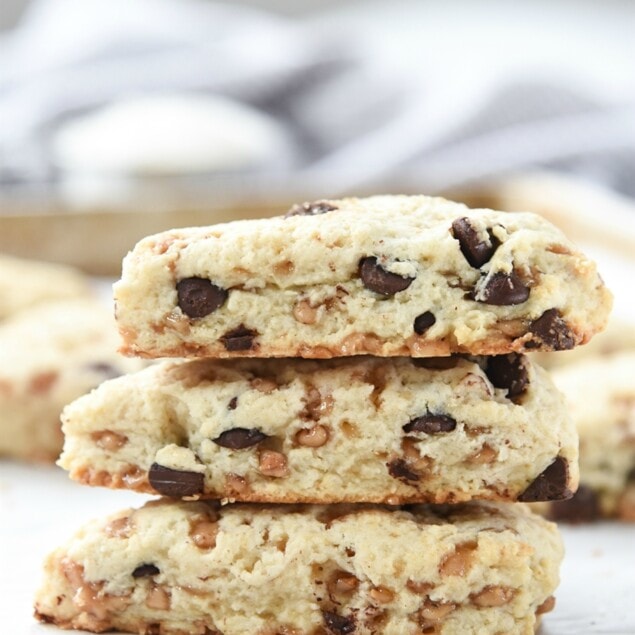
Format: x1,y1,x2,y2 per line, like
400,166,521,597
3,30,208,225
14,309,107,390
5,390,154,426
0,0,634,196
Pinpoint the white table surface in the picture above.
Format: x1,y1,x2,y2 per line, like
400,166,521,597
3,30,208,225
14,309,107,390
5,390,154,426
1,238,635,633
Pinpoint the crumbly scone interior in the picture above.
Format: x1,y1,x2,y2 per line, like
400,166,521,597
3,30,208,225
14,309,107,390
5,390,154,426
114,195,611,358
35,500,562,635
59,356,578,503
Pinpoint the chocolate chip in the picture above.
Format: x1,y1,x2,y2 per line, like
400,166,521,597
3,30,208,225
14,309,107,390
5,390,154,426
228,397,238,410
177,277,228,318
518,457,572,502
148,464,205,498
285,200,338,218
220,325,258,351
322,610,356,635
403,413,457,434
213,428,268,450
84,362,122,380
527,309,575,350
132,564,160,578
485,354,529,399
413,357,459,370
451,217,500,268
359,257,414,296
548,485,600,523
387,459,420,483
413,311,436,335
473,271,530,305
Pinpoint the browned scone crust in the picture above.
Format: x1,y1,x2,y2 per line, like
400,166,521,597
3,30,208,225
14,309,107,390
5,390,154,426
113,195,611,360
59,355,578,505
34,499,562,635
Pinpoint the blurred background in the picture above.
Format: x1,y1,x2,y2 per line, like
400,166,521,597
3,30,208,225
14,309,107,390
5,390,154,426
0,0,634,272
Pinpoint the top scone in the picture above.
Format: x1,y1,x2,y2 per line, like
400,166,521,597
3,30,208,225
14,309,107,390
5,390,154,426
114,195,612,359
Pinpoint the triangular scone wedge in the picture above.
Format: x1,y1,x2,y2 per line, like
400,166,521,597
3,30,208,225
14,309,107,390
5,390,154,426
35,499,562,635
60,355,578,504
113,195,611,359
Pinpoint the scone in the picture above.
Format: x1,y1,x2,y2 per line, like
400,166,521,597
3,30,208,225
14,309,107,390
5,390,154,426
34,499,562,635
0,299,146,462
59,354,578,504
0,254,91,319
113,195,611,359
540,352,635,522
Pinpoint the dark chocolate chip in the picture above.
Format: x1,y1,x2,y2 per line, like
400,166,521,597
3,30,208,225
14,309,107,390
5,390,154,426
177,277,228,318
220,325,258,352
387,458,420,483
285,200,338,218
148,463,205,498
473,271,530,305
228,397,238,410
413,311,436,335
322,610,356,635
485,354,529,399
132,564,160,578
548,484,600,523
84,362,122,380
627,467,635,483
413,357,460,370
359,257,414,296
527,309,575,350
403,413,457,434
451,217,500,268
213,427,268,450
518,457,572,502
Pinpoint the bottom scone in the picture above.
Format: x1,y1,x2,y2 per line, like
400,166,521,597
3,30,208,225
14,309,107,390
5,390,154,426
35,500,562,635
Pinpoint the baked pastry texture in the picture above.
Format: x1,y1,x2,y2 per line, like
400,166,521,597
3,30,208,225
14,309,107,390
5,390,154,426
59,354,577,504
35,499,562,635
113,195,611,359
0,299,146,462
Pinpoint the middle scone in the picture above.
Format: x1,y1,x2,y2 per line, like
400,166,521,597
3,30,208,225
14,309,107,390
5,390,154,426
60,354,577,505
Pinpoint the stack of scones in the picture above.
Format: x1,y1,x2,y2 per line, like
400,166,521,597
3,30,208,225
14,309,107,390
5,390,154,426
36,195,612,635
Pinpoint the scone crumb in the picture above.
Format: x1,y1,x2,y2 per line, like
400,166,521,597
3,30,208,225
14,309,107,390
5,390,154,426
146,585,171,610
471,585,516,607
91,430,128,451
258,450,289,478
189,520,219,550
439,541,478,577
295,425,329,448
